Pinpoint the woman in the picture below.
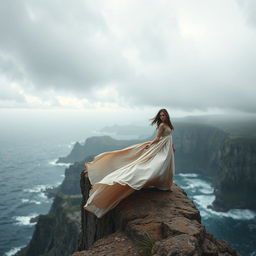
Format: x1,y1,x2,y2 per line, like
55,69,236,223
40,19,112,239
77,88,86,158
83,109,176,218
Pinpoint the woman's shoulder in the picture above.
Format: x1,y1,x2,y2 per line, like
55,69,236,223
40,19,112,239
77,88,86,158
163,123,174,132
158,123,171,130
158,123,166,130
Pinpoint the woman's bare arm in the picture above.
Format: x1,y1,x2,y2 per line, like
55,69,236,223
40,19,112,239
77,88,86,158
149,123,165,146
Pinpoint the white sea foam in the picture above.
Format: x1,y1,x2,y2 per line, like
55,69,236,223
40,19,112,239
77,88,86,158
193,195,215,206
23,184,48,193
178,173,198,178
188,178,213,189
180,183,197,193
38,192,47,199
193,195,256,220
199,210,209,218
13,213,38,226
21,198,29,203
4,245,25,256
21,198,41,204
210,208,256,220
21,198,41,205
199,187,214,194
180,177,214,194
23,184,53,203
48,158,71,167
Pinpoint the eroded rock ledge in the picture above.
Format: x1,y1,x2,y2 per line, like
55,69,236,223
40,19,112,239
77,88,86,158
73,170,240,256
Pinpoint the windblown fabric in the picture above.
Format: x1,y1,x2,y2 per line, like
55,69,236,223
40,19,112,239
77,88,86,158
84,125,175,218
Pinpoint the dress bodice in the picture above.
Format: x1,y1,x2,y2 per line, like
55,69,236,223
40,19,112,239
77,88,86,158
161,125,172,137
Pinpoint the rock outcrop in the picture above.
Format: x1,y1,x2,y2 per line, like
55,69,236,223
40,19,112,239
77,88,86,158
15,161,87,256
73,170,240,256
15,122,253,256
212,137,256,211
16,193,81,256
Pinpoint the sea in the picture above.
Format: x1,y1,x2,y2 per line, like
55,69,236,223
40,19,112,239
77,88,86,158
0,131,255,256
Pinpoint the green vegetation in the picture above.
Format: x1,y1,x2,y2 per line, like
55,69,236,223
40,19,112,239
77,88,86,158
135,232,156,256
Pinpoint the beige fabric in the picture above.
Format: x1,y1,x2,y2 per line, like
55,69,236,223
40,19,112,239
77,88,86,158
84,125,175,218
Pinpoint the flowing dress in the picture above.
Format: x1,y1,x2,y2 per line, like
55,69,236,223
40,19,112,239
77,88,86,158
83,125,175,218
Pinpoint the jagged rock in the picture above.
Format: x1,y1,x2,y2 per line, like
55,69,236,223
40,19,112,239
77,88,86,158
73,171,240,256
152,234,199,256
73,232,139,256
44,186,60,198
59,161,87,195
29,216,40,224
16,193,81,256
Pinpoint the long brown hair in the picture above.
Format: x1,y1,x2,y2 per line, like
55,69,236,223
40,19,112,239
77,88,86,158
149,109,174,130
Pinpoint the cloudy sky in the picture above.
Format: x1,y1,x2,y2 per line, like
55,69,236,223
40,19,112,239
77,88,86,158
0,0,256,125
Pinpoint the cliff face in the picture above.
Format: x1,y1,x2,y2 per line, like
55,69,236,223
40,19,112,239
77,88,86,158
212,137,256,211
16,194,81,256
15,161,86,256
73,171,239,256
15,122,252,256
173,123,227,177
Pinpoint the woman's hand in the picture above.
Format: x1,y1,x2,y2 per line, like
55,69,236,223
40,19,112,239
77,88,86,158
172,145,176,153
144,144,151,150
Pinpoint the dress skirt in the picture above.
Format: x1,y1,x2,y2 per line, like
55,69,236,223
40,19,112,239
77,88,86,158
84,134,175,218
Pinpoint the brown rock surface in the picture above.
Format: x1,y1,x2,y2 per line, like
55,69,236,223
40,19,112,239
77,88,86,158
73,231,139,256
73,170,240,256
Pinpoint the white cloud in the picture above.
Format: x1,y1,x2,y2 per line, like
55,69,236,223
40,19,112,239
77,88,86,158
0,0,255,114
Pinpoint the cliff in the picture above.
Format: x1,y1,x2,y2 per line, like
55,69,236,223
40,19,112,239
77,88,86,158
15,123,247,256
16,193,81,256
72,170,239,256
212,137,256,211
15,161,88,256
173,123,227,177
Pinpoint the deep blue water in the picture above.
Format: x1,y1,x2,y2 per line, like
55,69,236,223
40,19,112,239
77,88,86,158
175,173,256,256
0,136,74,256
0,133,255,256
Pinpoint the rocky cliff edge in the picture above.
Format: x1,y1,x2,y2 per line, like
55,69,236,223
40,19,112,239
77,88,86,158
72,170,240,256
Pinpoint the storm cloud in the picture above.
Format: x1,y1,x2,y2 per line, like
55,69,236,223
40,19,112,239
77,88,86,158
0,0,255,113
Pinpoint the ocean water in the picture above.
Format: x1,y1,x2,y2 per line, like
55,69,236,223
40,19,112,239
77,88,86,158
0,133,255,256
175,173,256,256
0,134,75,256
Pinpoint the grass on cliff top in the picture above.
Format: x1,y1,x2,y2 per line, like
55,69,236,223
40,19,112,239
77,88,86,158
134,232,156,256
